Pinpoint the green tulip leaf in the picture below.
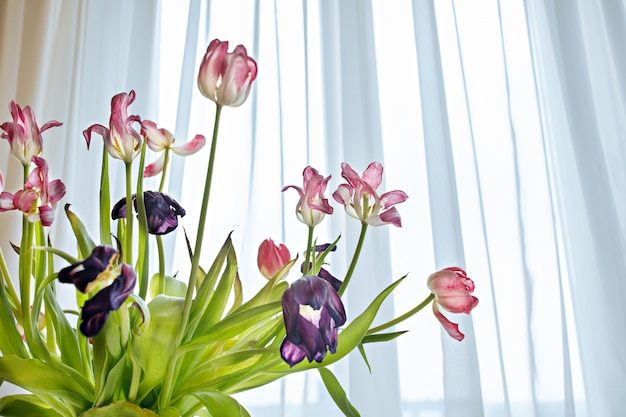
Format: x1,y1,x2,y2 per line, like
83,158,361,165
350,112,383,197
0,394,63,417
64,204,96,258
149,274,187,298
0,355,93,410
361,330,408,343
318,367,361,417
193,391,251,417
80,400,158,417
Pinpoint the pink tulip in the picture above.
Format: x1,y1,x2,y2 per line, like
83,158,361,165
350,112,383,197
0,156,66,226
257,238,291,279
83,91,142,163
197,39,258,107
333,162,408,227
0,101,62,165
141,120,206,177
282,166,333,228
427,267,479,341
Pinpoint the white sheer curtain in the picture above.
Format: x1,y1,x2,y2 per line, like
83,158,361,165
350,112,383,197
1,0,625,416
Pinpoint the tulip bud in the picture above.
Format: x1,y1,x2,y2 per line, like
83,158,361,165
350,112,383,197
257,238,291,279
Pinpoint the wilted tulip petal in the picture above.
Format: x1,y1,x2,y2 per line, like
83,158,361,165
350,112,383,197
0,101,62,165
300,243,342,292
58,245,120,293
198,39,258,107
112,191,185,235
79,264,137,337
282,166,333,228
0,156,65,226
427,267,479,341
280,275,346,366
333,162,408,227
257,238,291,279
141,120,205,177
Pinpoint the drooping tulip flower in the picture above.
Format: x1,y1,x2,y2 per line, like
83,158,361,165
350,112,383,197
197,39,258,107
58,245,136,337
427,267,479,341
282,166,333,228
141,120,206,177
257,238,291,279
0,101,62,165
111,191,185,235
0,156,66,226
280,275,346,366
333,162,408,227
83,91,142,163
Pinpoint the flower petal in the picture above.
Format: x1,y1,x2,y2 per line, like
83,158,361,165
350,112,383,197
171,134,206,156
362,161,383,189
432,301,464,341
143,152,166,178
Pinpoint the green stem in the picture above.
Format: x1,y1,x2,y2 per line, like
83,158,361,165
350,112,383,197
304,226,314,275
156,235,165,295
366,293,435,335
338,222,368,297
135,142,149,299
19,165,33,343
124,162,133,264
158,149,171,193
160,103,223,409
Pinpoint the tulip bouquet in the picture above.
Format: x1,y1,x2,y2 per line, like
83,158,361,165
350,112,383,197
0,39,478,417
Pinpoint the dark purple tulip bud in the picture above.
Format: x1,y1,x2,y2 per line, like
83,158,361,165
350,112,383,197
280,275,346,366
112,191,185,235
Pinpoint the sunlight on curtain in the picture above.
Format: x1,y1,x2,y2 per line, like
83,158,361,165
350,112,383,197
155,0,590,416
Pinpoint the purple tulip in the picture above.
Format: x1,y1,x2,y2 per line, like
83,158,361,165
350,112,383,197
280,275,346,366
111,191,185,235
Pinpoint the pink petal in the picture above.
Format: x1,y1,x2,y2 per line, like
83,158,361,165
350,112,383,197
362,162,383,189
380,190,409,208
39,120,63,133
340,162,361,188
48,179,66,204
38,205,55,226
14,190,37,212
281,184,305,198
378,206,402,227
332,184,353,206
0,170,3,192
143,153,166,178
141,120,173,151
0,191,16,211
172,134,206,156
432,302,464,341
83,124,109,149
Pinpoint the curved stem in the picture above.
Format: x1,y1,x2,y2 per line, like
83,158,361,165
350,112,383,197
99,145,112,245
156,235,165,295
338,222,368,297
366,293,435,335
160,103,223,409
0,246,20,318
134,142,149,299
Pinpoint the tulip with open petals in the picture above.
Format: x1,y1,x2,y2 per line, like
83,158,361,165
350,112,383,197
427,267,479,341
333,162,408,227
58,245,136,337
198,39,258,107
112,191,185,235
0,101,62,165
141,120,206,177
83,91,142,163
0,156,66,226
282,166,333,228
